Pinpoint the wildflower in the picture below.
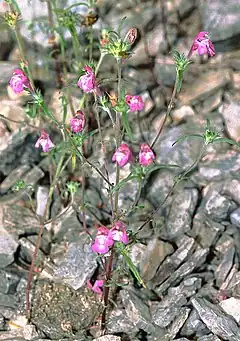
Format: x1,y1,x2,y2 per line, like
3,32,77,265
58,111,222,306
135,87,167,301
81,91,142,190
112,143,133,168
139,143,155,166
87,279,104,296
77,65,100,95
110,221,129,244
91,226,114,254
70,110,85,133
124,27,138,45
35,131,55,153
9,69,30,94
125,95,144,112
188,31,215,58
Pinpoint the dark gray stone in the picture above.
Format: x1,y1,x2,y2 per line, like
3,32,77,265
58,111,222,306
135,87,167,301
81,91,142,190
230,208,240,228
192,297,240,341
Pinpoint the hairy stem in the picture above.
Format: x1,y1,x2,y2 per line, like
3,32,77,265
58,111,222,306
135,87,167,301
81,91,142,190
150,76,178,149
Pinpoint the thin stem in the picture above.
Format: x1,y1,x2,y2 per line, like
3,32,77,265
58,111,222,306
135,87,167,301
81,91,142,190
0,113,39,130
150,76,178,149
46,0,63,88
114,60,122,214
70,26,82,69
136,144,207,232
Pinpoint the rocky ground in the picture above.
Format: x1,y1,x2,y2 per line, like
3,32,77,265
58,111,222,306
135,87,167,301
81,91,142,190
0,0,240,340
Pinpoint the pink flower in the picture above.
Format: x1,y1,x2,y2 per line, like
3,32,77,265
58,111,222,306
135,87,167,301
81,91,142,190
125,95,144,112
9,69,30,94
87,279,104,296
112,143,133,168
91,226,114,254
110,221,129,244
70,110,85,133
139,143,155,166
188,31,215,58
77,65,100,95
35,131,55,152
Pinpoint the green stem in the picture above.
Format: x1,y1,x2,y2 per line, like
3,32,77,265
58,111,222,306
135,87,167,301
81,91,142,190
136,143,207,232
114,60,122,214
70,26,82,69
150,76,178,149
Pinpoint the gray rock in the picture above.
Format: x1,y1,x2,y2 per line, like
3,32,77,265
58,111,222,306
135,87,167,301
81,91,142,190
140,238,174,283
220,101,240,142
230,208,240,228
191,297,240,341
120,288,165,335
215,246,235,288
198,335,221,341
0,226,18,268
164,188,198,239
93,336,121,341
31,280,103,339
106,308,138,335
168,277,202,299
220,297,240,324
166,307,190,339
152,236,195,287
0,270,20,294
191,211,223,248
181,309,209,337
200,0,240,42
154,57,176,87
151,293,187,328
0,62,18,87
53,236,97,290
198,152,240,182
156,247,209,294
202,188,237,222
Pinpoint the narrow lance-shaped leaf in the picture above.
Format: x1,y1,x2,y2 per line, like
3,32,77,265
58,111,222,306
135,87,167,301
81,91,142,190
172,134,204,146
213,137,240,149
122,110,135,141
121,249,146,288
110,174,139,194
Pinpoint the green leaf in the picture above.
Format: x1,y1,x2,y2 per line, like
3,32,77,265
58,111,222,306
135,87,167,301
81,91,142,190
122,110,135,141
121,249,146,288
172,134,203,146
145,163,180,175
213,137,240,148
110,174,139,194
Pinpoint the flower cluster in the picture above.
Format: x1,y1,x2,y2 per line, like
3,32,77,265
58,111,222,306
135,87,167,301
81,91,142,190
112,143,155,168
77,65,100,95
87,279,104,296
188,31,215,58
125,95,144,112
91,221,128,254
9,69,31,94
35,131,55,153
70,110,85,133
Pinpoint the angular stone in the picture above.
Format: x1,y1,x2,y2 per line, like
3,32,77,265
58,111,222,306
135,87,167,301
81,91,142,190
200,0,240,42
165,188,198,239
198,335,221,341
230,208,240,228
93,337,121,341
0,225,18,268
106,308,138,334
140,238,174,282
151,293,187,327
168,277,202,299
53,236,97,290
192,297,240,341
220,297,240,324
156,247,209,294
220,101,240,142
166,307,190,339
178,70,231,106
0,270,20,294
172,105,195,123
181,308,208,337
120,289,165,335
215,246,235,288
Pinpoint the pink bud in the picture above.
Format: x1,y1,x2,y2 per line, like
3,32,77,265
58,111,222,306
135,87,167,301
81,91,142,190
139,143,155,166
125,27,138,45
77,65,100,95
110,221,129,244
70,110,85,133
125,95,144,112
91,226,114,254
35,131,55,153
188,31,215,58
112,143,133,168
9,69,30,94
87,279,104,296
